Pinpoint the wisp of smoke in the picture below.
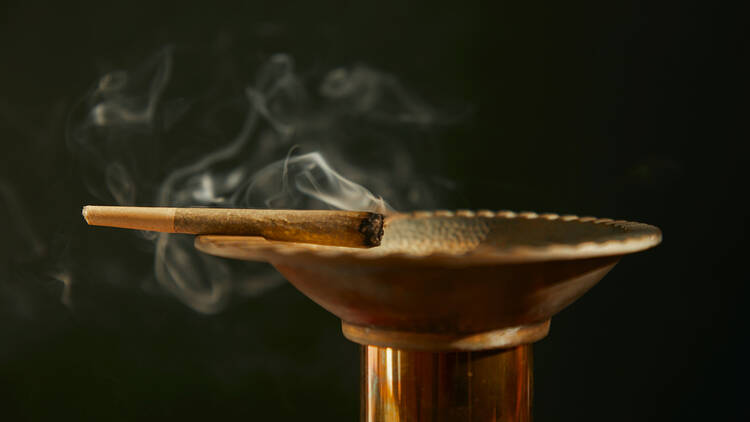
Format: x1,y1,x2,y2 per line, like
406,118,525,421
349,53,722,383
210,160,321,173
68,47,445,313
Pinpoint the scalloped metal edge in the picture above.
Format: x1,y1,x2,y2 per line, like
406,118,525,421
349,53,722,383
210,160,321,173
194,210,662,265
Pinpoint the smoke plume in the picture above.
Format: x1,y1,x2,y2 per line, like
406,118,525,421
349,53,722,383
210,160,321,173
68,47,447,313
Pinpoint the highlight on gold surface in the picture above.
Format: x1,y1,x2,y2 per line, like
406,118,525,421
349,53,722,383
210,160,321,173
362,345,532,421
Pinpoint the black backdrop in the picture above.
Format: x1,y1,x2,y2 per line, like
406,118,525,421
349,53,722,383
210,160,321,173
1,1,745,421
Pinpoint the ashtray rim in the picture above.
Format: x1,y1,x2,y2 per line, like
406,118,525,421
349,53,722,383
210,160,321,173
194,209,662,266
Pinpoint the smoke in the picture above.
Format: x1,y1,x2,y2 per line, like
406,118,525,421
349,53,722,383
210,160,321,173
68,47,447,313
0,180,46,262
234,151,389,213
0,180,74,314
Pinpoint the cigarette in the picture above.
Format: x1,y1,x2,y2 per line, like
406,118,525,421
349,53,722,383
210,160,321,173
82,206,384,248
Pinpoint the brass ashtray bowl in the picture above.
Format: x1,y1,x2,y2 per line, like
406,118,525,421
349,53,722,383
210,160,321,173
195,210,661,350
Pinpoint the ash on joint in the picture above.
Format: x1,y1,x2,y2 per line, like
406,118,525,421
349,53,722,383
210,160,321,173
359,213,385,247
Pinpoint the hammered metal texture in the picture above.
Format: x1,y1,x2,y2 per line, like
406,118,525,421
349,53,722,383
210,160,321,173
195,210,661,266
194,211,661,347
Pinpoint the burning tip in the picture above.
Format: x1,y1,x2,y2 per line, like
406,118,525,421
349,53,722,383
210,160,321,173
359,212,385,247
81,206,90,224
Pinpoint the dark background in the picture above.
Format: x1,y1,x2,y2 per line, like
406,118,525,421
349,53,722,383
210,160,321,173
1,1,745,421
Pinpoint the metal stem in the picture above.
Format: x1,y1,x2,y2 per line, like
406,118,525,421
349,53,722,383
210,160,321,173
361,344,532,421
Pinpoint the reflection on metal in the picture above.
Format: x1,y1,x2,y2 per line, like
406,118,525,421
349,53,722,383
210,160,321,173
195,210,660,345
362,344,532,422
195,210,661,419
